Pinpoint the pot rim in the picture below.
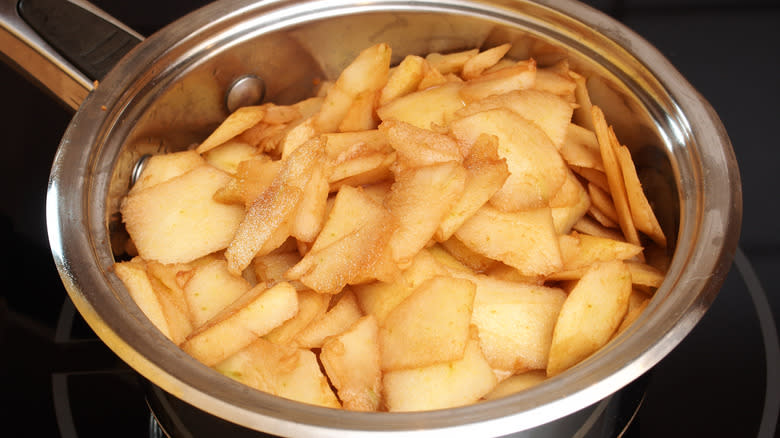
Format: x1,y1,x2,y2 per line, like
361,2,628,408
46,0,742,435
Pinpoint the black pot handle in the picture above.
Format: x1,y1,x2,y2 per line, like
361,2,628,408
0,0,143,111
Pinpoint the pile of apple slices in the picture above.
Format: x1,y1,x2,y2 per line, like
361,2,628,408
114,42,668,412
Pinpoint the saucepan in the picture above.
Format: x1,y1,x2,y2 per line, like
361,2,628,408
0,0,741,436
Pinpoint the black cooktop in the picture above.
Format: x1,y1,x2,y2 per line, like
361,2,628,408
1,0,778,437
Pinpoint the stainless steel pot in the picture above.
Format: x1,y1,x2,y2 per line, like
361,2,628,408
1,0,741,436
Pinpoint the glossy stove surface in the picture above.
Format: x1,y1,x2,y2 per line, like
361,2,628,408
1,0,778,437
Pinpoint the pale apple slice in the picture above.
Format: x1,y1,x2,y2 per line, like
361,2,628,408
587,182,619,224
280,116,318,159
239,122,288,152
589,204,620,229
560,123,603,171
459,61,536,102
571,165,610,192
338,89,379,132
321,315,383,411
181,282,298,366
379,275,476,371
483,263,543,284
425,48,479,75
386,161,467,267
145,261,195,344
470,287,565,372
427,244,476,275
383,329,497,411
533,67,577,99
455,89,574,148
591,106,640,246
448,272,566,371
379,55,426,105
614,144,667,247
114,259,170,339
121,165,244,264
436,133,510,241
264,289,330,345
253,252,306,290
572,215,626,242
439,236,499,273
195,105,267,154
202,140,258,175
293,289,363,349
461,44,512,80
262,103,302,125
482,370,547,400
181,259,252,328
213,157,280,207
559,232,643,271
328,148,394,183
286,217,395,294
626,261,665,288
129,150,206,194
290,159,330,242
547,260,632,376
450,108,567,211
616,296,649,335
285,185,396,294
455,205,562,277
315,43,391,133
549,168,591,234
416,64,449,90
570,70,595,131
323,129,390,160
376,81,465,130
216,337,340,408
353,248,447,324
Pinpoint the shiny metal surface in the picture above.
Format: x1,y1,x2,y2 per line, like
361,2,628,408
0,0,93,110
225,74,266,113
37,0,741,436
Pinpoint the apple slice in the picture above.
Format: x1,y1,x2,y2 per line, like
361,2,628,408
450,108,567,211
113,259,170,339
386,161,467,267
377,82,465,130
379,276,476,371
121,165,244,264
293,289,364,349
129,150,205,194
321,315,383,411
455,205,562,277
181,282,298,366
216,337,340,408
383,328,497,411
547,260,632,376
379,55,426,105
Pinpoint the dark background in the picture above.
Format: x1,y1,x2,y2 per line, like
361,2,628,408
0,0,777,437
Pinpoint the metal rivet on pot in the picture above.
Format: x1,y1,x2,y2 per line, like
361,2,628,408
130,154,152,188
225,74,265,113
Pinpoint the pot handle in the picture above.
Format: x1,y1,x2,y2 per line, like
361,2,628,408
0,0,143,111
